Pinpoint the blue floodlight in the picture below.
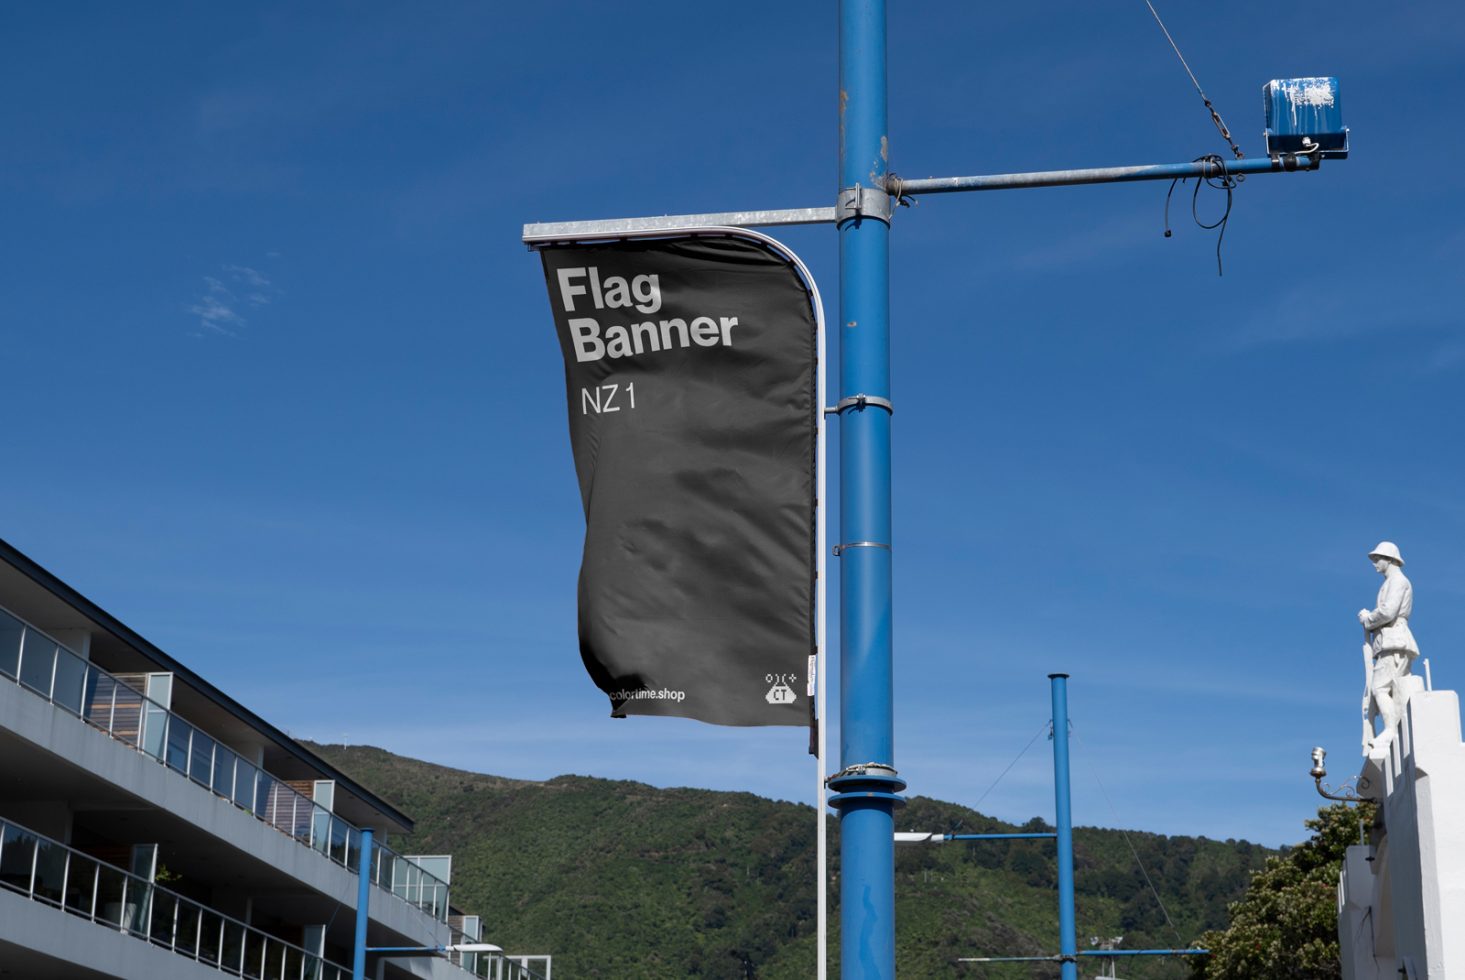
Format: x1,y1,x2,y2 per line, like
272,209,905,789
1264,77,1348,159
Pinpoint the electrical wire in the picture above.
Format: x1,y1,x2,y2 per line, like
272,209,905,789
1163,154,1241,276
1071,729,1188,950
1141,0,1244,161
1139,2,1246,274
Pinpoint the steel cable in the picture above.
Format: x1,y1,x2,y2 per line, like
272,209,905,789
971,721,1051,812
1071,729,1188,949
1141,0,1244,161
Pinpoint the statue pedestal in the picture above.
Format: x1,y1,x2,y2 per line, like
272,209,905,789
1340,682,1465,980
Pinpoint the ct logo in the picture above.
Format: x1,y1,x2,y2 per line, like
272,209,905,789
765,673,798,705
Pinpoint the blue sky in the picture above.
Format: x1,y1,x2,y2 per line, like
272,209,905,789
2,2,1463,850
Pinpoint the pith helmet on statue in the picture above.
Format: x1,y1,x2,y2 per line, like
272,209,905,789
1368,541,1404,566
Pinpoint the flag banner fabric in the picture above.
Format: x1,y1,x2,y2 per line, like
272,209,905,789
539,234,817,726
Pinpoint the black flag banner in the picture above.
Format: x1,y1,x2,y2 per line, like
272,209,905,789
538,233,818,726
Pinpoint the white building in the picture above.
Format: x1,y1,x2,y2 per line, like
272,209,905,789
0,535,548,980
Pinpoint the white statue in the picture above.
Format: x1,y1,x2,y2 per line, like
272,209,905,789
1358,541,1420,752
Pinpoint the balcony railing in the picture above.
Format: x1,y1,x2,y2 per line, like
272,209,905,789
460,953,550,980
445,927,549,980
0,816,351,980
0,603,449,921
370,842,450,920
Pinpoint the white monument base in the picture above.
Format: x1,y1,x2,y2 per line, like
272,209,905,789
1339,677,1465,980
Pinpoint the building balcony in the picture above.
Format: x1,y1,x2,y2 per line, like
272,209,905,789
0,813,352,979
0,602,449,923
445,916,551,980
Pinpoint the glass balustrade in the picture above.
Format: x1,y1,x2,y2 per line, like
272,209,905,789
0,603,450,920
465,953,550,980
444,925,550,980
370,842,451,920
507,957,551,980
0,816,351,980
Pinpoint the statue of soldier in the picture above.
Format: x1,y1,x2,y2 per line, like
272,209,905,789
1358,541,1420,751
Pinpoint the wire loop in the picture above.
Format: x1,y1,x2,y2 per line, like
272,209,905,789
1163,154,1241,276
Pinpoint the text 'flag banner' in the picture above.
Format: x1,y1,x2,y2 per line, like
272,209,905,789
539,234,817,727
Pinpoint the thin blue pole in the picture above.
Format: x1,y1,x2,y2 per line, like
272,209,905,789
1049,675,1077,980
946,832,1056,841
826,1,902,978
963,950,1208,964
1081,949,1211,957
353,828,373,980
892,153,1321,195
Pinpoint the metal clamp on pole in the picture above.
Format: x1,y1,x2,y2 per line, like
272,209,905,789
825,761,899,785
833,541,890,557
824,393,894,416
1266,149,1322,172
826,758,906,805
835,186,893,225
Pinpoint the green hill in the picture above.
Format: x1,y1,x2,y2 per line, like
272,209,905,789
309,744,1273,979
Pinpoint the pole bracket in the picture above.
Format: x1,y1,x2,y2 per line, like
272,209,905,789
1313,775,1372,804
826,761,899,784
833,541,890,557
825,393,893,416
1267,149,1322,173
835,186,892,225
826,761,907,807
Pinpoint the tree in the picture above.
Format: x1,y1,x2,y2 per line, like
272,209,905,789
1189,802,1374,980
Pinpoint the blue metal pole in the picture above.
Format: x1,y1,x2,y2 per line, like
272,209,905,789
1049,675,1077,980
353,828,373,980
825,1,903,978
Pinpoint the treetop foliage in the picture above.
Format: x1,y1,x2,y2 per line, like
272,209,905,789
1188,802,1374,980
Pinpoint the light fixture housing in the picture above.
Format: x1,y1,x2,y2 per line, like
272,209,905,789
1264,77,1348,159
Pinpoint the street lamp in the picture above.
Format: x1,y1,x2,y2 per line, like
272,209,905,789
894,830,1057,845
1309,746,1371,803
365,943,503,956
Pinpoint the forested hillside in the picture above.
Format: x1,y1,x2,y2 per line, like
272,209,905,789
310,744,1273,979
